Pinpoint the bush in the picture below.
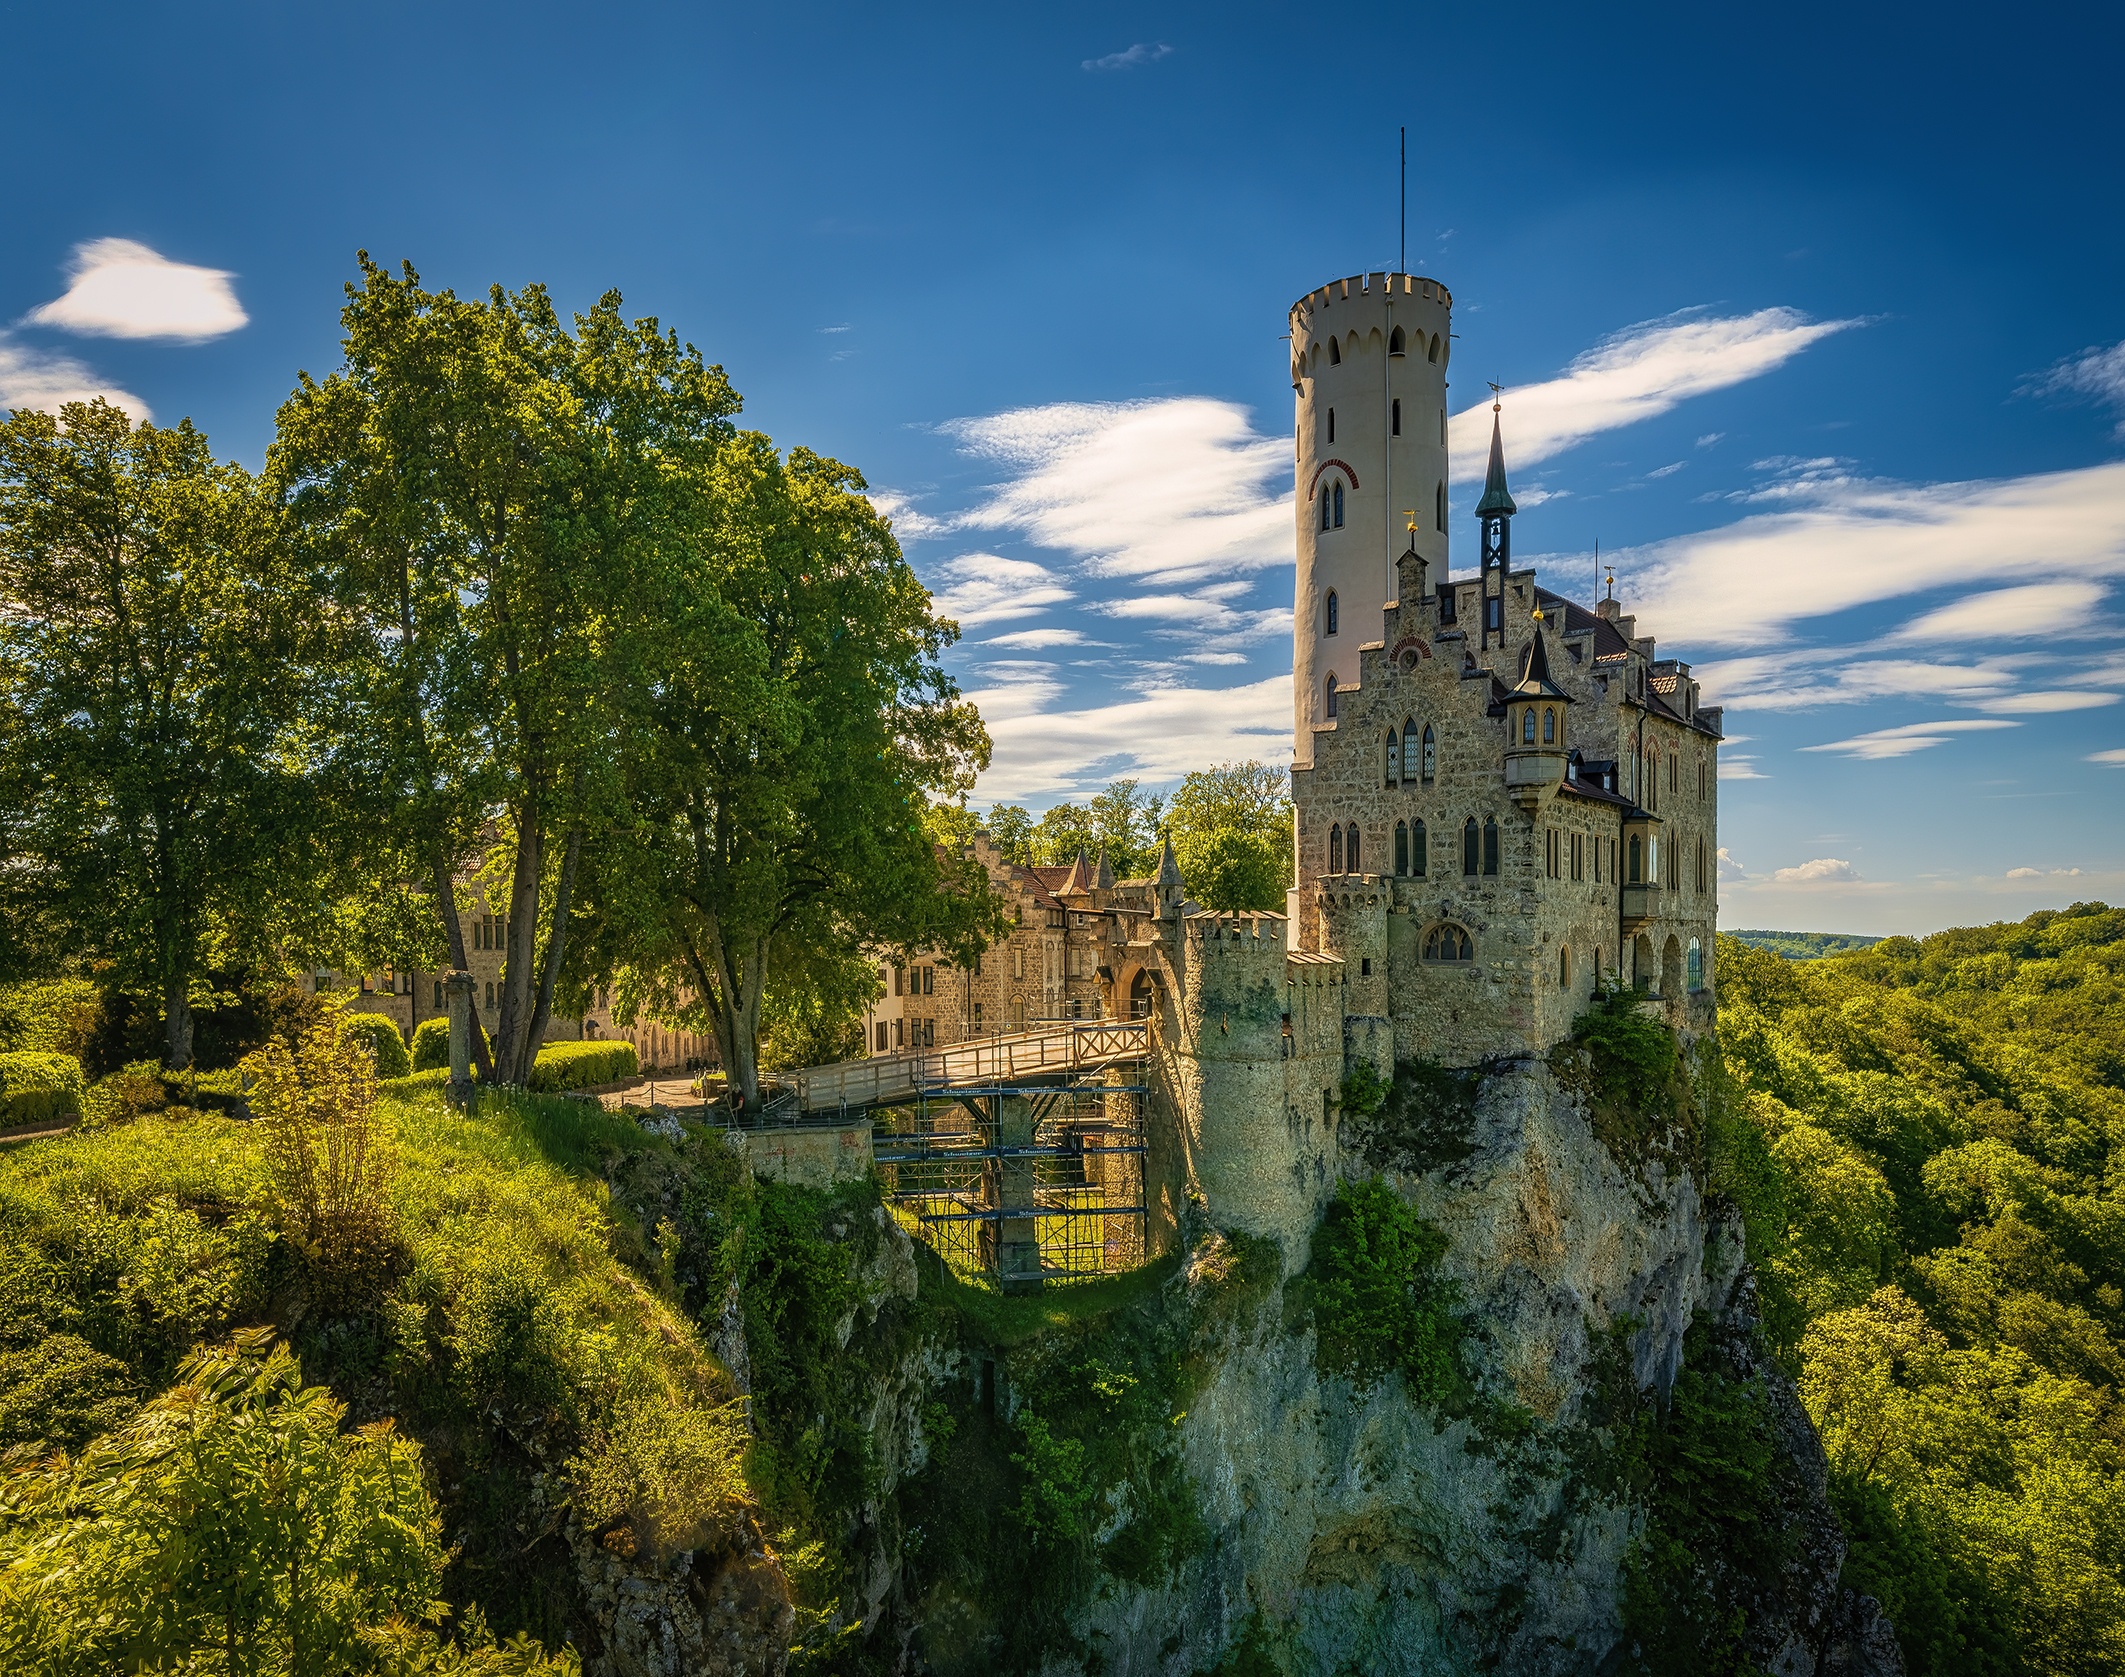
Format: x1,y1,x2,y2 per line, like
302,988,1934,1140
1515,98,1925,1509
527,1039,639,1092
1307,1176,1460,1397
0,1050,85,1126
411,1015,453,1072
0,979,104,1058
84,1060,169,1125
154,1066,248,1115
568,1386,752,1564
342,1011,412,1078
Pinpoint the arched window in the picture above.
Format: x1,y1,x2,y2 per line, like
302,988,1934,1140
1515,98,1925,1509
1645,750,1658,811
1411,817,1427,876
1423,923,1474,963
1329,824,1343,873
1542,707,1556,744
1326,589,1339,635
1559,946,1572,988
1384,727,1399,784
1521,709,1536,744
1392,397,1402,436
1328,407,1336,443
1427,332,1440,363
1688,939,1704,992
1333,483,1344,528
1325,674,1339,720
1346,824,1362,872
1389,325,1406,356
1421,724,1436,782
1462,816,1479,877
1329,338,1342,365
1669,753,1678,795
1593,946,1603,982
1483,816,1499,875
1319,487,1331,531
1697,837,1707,892
1394,820,1409,875
1628,835,1642,883
1435,481,1446,530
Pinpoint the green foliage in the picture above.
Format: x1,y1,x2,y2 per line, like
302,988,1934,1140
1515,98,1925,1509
524,1039,639,1092
0,1328,578,1677
0,979,103,1058
345,1011,413,1077
0,1050,83,1126
568,1385,751,1565
1728,929,1883,961
411,1015,453,1072
1557,984,1697,1173
1165,761,1293,911
1007,780,1169,876
1716,906,2125,1674
1305,1177,1459,1397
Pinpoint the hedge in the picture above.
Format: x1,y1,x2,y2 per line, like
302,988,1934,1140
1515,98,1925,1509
342,1012,412,1078
0,1051,86,1127
410,1017,451,1073
0,980,104,1058
526,1040,638,1092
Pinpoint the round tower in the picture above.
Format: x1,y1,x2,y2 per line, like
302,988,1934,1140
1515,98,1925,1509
1314,879,1389,1019
1291,271,1453,766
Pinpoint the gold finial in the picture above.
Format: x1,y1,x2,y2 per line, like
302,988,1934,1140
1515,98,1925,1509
1531,605,1545,624
1488,379,1502,412
1401,508,1421,533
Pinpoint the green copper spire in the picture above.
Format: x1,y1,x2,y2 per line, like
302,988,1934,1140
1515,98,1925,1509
1474,402,1517,517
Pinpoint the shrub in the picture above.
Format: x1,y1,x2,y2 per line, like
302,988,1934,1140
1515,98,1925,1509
84,1060,169,1125
527,1039,639,1092
1307,1175,1460,1397
0,1050,85,1126
244,1015,398,1303
342,1012,411,1078
411,1016,453,1072
568,1386,751,1564
0,979,104,1058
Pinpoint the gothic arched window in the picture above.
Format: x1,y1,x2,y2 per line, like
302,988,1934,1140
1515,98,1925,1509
1411,817,1427,876
1543,707,1556,744
1628,835,1643,884
1346,824,1362,872
1559,946,1572,988
1385,727,1400,785
1333,482,1345,528
1394,821,1409,876
1389,325,1406,356
1421,724,1436,782
1325,675,1339,720
1327,407,1336,443
1522,709,1536,745
1462,817,1479,877
1427,332,1440,363
1329,824,1344,874
1326,589,1339,635
1483,817,1500,875
1329,338,1342,365
1688,939,1704,992
1320,487,1331,531
1435,480,1445,530
1422,923,1474,963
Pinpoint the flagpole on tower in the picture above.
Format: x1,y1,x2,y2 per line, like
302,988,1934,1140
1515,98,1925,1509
1399,126,1406,275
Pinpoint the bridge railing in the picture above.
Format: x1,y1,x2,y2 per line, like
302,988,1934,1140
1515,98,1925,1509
792,1020,1147,1113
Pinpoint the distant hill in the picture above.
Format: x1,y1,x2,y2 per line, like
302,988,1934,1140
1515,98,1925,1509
1727,928,1884,961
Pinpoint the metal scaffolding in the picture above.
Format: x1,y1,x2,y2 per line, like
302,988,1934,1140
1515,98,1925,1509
875,1064,1148,1291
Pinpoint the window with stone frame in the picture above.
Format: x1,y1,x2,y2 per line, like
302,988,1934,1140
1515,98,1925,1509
1412,818,1427,876
1422,924,1474,963
1422,724,1436,781
1462,817,1479,876
1330,824,1344,873
1394,820,1408,876
1385,727,1399,785
1346,824,1362,872
1483,817,1500,876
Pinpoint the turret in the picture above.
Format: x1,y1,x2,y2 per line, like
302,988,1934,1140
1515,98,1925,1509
1474,400,1516,651
1154,837,1186,920
1504,615,1572,805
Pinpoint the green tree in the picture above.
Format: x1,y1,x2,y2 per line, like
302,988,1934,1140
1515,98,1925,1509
0,401,310,1067
271,257,741,1085
984,803,1035,864
1165,761,1292,911
577,440,1001,1105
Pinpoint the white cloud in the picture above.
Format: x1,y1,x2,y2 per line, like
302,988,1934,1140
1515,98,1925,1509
1696,432,1725,448
1628,460,2125,650
2031,339,2125,433
1719,754,1768,779
1973,689,2120,715
929,554,1073,627
1449,308,1857,483
1699,651,2028,710
26,238,247,342
1083,42,1171,70
2006,865,2084,879
1716,847,1748,880
1646,461,1687,479
948,399,1289,586
1766,857,1863,884
1889,580,2106,643
868,487,952,542
2091,748,2125,766
970,672,1291,802
0,334,149,422
1800,719,2019,759
982,627,1087,649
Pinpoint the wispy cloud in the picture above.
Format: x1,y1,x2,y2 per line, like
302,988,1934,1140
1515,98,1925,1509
1631,460,2125,650
1698,650,2029,711
1765,857,1864,884
1083,42,1171,71
1888,581,2106,643
982,627,1088,650
928,554,1074,628
0,334,148,421
1974,688,2120,715
948,399,1288,586
1800,719,2020,760
1449,307,1857,483
26,238,247,342
2090,749,2125,767
2006,865,2084,879
2029,338,2125,434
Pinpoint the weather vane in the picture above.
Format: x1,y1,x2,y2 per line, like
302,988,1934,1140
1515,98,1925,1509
1488,379,1502,410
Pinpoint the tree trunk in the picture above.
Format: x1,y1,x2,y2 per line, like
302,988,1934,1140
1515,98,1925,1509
163,971,192,1070
431,849,494,1083
496,822,543,1084
522,825,581,1057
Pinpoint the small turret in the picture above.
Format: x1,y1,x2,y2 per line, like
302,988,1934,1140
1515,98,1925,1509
1095,845,1116,890
1154,837,1186,920
1504,614,1572,805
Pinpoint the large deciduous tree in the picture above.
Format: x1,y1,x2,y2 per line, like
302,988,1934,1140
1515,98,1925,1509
578,440,1002,1106
0,401,308,1067
271,257,739,1085
1165,760,1293,911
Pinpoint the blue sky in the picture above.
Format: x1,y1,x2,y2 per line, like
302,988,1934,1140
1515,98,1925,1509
5,0,2123,935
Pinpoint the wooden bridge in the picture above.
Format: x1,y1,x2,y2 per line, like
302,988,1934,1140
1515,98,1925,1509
787,1020,1148,1115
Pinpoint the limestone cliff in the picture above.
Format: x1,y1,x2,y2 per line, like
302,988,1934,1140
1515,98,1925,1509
724,1054,1902,1676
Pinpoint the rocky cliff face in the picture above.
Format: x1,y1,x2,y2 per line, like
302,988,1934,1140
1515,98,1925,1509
727,1054,1902,1676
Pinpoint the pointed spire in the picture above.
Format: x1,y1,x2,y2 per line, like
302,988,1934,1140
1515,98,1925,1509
1475,402,1517,518
1095,845,1115,889
1512,615,1572,700
1156,837,1184,886
1062,846,1091,892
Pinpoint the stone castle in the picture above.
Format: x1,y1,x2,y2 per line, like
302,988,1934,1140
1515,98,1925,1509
871,268,1726,1265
